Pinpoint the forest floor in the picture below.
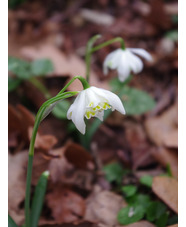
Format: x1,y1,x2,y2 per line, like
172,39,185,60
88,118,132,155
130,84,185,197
8,1,178,227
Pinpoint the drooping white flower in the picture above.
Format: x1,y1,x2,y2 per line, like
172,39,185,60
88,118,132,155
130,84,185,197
67,86,125,134
103,48,153,82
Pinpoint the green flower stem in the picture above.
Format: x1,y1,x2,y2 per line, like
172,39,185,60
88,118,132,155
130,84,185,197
85,36,125,82
24,91,78,227
85,35,102,82
58,76,90,94
91,37,125,53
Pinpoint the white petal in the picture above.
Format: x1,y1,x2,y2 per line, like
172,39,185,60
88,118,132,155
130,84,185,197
88,87,108,103
95,110,104,121
117,58,131,82
85,88,102,108
103,49,123,74
127,48,153,62
67,91,86,134
127,51,143,74
94,88,126,115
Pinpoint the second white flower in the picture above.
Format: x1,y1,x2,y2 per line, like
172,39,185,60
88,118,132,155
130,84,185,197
103,48,152,82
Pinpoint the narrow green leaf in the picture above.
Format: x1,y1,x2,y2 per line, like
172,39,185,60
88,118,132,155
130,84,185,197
139,175,153,188
8,77,22,92
8,215,19,227
30,171,49,227
30,59,54,76
118,205,145,225
121,185,138,197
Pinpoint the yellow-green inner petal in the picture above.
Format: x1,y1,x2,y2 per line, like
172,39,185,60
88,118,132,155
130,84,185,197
85,102,111,119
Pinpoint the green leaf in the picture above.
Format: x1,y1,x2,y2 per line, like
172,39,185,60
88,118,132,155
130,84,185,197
126,194,151,210
146,201,167,222
155,212,169,227
171,15,178,24
118,205,145,225
103,162,127,184
110,79,156,115
8,57,32,79
8,215,19,227
8,77,22,92
85,109,111,145
139,175,153,188
52,100,71,119
30,171,49,227
30,59,54,76
8,0,25,9
109,76,133,92
165,30,178,42
166,164,173,177
121,185,138,197
167,214,178,225
119,86,156,115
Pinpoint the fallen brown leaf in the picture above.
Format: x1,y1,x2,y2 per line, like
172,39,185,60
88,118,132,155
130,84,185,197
145,103,178,148
22,80,46,108
84,185,127,226
31,150,52,185
46,186,86,224
20,44,108,91
8,151,28,226
123,120,156,169
152,176,178,213
162,130,178,148
151,147,178,177
28,127,58,151
134,168,164,179
49,145,95,190
64,142,95,170
48,146,74,183
9,104,59,152
8,104,35,147
164,3,178,15
40,221,99,227
167,224,178,227
146,0,171,30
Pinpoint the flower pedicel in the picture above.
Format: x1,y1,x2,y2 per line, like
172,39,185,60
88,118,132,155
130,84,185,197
67,86,125,134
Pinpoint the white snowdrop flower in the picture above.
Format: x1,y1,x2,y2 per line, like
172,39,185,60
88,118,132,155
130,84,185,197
67,86,125,134
103,48,153,82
